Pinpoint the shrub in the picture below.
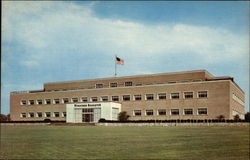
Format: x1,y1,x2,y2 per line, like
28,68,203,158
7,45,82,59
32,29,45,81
118,111,130,122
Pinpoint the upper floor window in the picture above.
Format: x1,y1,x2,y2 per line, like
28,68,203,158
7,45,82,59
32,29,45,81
158,109,167,115
45,99,51,105
91,97,98,102
72,98,78,103
146,94,154,100
145,110,154,116
184,92,193,99
96,84,103,88
134,110,141,116
184,109,193,115
110,82,117,88
112,96,119,101
134,95,142,101
37,99,43,105
54,99,60,104
28,100,35,105
125,81,132,86
101,96,109,101
198,108,208,115
171,93,179,99
171,109,179,115
21,100,27,105
123,95,130,101
158,93,166,100
82,97,88,102
63,98,69,104
198,91,208,98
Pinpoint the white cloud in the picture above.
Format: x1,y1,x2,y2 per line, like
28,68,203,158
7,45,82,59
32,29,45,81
2,1,248,68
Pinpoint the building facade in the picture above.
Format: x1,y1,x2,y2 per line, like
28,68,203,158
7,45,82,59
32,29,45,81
10,70,245,122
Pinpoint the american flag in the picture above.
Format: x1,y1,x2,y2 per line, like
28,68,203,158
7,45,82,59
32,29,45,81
116,56,124,65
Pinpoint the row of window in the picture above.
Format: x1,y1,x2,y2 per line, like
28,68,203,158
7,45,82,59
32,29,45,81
133,108,208,116
20,91,208,105
20,112,66,118
95,80,202,89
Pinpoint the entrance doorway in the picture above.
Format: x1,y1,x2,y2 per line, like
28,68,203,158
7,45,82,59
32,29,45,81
82,108,94,122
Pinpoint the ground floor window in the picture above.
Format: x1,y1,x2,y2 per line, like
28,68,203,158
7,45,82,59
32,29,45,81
62,112,66,117
54,112,60,117
45,112,51,117
21,113,26,118
184,109,193,115
158,109,166,115
134,110,141,116
198,108,208,115
37,112,43,117
171,109,179,115
29,112,34,118
146,110,154,116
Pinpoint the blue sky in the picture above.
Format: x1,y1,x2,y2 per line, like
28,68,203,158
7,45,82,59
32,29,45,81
2,1,249,114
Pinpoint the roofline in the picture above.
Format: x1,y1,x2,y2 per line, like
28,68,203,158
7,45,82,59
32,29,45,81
44,69,213,85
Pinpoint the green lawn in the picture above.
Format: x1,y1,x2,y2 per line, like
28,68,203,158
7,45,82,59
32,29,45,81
0,125,249,160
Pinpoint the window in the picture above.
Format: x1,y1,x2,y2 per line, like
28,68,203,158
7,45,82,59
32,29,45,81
29,112,34,118
45,99,51,105
91,97,98,102
198,108,208,115
123,95,130,101
82,97,88,102
134,95,142,101
21,113,26,118
184,109,193,115
54,99,60,104
112,96,119,101
184,92,193,99
37,112,43,118
146,110,154,116
21,100,27,105
62,112,66,117
37,99,43,105
158,109,166,115
63,98,69,104
125,81,133,86
29,100,35,105
101,96,109,101
82,108,94,113
146,94,154,100
134,110,141,116
110,82,117,88
171,109,179,115
96,84,103,88
171,93,179,99
72,98,78,103
45,112,51,117
198,91,208,98
54,112,60,117
158,93,166,100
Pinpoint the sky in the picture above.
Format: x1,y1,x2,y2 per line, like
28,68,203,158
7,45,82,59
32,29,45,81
1,1,249,115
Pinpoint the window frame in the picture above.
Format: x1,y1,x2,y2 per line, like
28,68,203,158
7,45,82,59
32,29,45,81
183,109,193,115
133,110,142,116
122,95,131,101
62,98,69,104
158,109,167,116
28,112,34,118
20,100,27,105
91,97,98,102
101,96,109,102
124,81,133,87
158,93,167,100
45,99,51,105
197,108,208,115
21,113,26,118
95,83,103,88
111,96,119,102
53,99,60,104
110,82,118,88
28,100,35,105
36,112,43,118
71,97,78,103
134,95,142,101
81,97,88,102
170,93,180,99
53,112,60,117
183,92,194,99
145,109,154,116
170,109,180,115
45,112,51,117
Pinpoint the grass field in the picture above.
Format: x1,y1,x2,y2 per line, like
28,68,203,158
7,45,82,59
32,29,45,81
0,125,249,160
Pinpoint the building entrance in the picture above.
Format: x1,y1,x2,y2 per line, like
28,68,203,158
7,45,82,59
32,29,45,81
82,108,94,122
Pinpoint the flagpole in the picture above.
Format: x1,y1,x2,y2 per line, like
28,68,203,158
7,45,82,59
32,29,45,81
115,55,117,77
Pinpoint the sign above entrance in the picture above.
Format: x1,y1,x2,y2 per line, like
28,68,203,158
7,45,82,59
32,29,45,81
74,103,101,107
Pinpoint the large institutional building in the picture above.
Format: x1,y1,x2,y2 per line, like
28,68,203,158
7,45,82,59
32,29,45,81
10,70,245,122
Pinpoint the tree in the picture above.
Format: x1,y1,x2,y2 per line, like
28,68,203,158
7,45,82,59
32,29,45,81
216,115,225,120
234,114,240,121
118,111,130,121
245,112,250,121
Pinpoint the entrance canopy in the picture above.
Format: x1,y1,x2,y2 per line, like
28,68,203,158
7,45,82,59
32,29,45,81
66,102,121,123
